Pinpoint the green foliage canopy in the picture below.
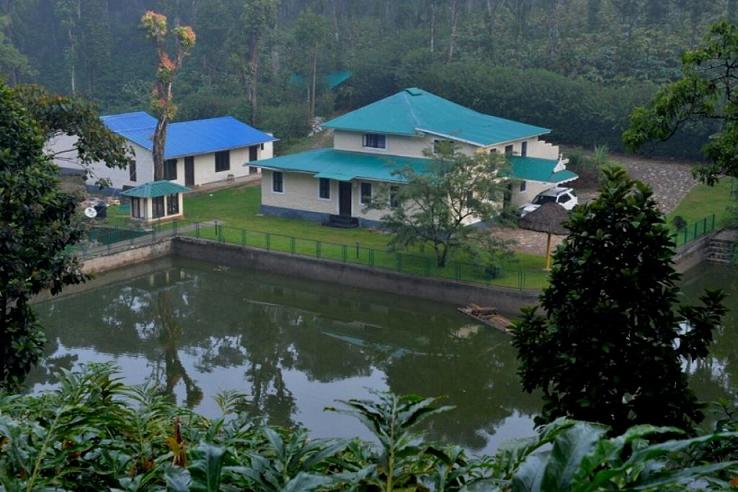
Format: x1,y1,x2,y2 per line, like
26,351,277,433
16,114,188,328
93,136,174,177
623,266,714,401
0,82,86,390
513,167,727,433
624,21,738,183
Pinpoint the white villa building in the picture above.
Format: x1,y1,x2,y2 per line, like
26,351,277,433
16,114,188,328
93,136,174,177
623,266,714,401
50,111,276,191
256,88,577,227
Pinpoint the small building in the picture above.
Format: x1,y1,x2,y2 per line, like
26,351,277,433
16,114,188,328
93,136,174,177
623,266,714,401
256,87,577,227
50,112,277,191
120,180,189,222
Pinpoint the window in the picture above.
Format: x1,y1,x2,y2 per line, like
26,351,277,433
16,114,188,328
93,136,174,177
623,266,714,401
363,134,386,149
272,171,284,193
389,185,400,208
249,166,259,175
489,148,498,154
319,178,330,199
167,193,179,215
360,182,372,205
152,196,165,218
521,141,528,157
558,194,571,204
504,145,514,156
164,159,177,180
215,150,230,172
519,180,527,192
533,195,557,205
249,145,258,162
129,160,137,182
131,197,142,218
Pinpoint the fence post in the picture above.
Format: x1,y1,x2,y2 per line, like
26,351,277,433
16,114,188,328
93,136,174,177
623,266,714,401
195,222,200,238
396,254,402,272
683,226,687,245
342,244,347,262
369,249,375,267
266,233,271,251
316,241,321,258
214,220,218,239
355,242,360,259
693,222,698,240
290,237,296,254
703,217,707,236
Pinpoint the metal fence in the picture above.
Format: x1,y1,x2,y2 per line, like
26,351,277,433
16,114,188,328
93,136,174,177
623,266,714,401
671,214,716,248
186,221,547,290
78,220,547,290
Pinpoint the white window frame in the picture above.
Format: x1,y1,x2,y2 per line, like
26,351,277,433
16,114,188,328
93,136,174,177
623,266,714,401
272,171,284,194
317,177,331,200
362,133,387,150
360,182,373,205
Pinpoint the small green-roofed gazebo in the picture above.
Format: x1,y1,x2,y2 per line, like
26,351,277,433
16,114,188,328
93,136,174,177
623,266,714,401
121,180,189,222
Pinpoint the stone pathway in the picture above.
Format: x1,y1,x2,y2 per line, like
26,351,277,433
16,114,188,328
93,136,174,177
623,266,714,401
610,154,697,213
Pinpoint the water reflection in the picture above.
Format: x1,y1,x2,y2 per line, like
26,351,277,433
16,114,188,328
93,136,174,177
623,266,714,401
29,257,539,453
681,263,738,412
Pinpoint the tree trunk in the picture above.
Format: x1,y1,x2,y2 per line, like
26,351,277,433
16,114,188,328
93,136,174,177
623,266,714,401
152,117,168,181
430,0,436,53
248,36,260,126
448,0,459,62
310,46,318,122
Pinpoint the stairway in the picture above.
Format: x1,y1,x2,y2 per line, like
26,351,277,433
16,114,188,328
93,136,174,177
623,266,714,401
707,230,738,264
326,214,359,228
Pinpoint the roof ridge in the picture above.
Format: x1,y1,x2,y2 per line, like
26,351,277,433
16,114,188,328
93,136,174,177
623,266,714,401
403,90,422,131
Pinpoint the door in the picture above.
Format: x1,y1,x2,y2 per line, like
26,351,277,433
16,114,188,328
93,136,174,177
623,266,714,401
339,181,352,217
249,145,258,162
184,156,195,186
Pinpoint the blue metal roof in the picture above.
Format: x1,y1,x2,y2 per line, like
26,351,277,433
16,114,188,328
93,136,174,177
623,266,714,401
101,112,277,160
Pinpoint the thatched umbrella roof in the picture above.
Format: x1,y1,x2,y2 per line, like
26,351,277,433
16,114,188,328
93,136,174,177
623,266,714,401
519,202,569,236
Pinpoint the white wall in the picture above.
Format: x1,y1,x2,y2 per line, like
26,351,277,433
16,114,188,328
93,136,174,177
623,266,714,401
482,137,560,160
261,170,396,221
333,131,478,158
47,133,153,189
47,133,274,190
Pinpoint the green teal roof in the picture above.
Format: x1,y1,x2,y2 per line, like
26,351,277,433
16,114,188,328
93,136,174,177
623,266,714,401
256,148,430,183
510,156,578,183
256,149,578,185
120,180,190,198
289,70,352,90
323,88,550,146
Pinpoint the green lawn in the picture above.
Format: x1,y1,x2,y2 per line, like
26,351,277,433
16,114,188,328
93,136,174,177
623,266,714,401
105,183,548,289
667,178,735,227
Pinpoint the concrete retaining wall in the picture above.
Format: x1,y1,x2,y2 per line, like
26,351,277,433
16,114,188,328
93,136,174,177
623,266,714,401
172,236,540,313
673,233,716,273
81,238,173,275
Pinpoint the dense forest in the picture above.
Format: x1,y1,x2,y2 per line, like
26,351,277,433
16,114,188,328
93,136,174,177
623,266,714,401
0,0,734,156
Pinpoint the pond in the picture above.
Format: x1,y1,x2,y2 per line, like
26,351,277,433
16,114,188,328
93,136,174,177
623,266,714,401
28,257,738,454
29,257,539,454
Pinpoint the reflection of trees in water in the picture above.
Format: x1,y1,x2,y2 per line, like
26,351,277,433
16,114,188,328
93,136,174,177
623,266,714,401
32,261,540,450
150,291,203,408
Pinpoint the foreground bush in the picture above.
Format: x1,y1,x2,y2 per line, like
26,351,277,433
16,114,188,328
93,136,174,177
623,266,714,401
0,364,736,491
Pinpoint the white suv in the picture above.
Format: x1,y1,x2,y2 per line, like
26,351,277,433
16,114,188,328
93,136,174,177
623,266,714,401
519,187,578,217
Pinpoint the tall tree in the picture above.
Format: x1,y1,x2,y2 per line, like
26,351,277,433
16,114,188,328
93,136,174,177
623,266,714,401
624,21,738,183
0,82,87,389
240,0,278,125
0,14,31,84
140,10,196,181
513,167,726,433
294,9,329,123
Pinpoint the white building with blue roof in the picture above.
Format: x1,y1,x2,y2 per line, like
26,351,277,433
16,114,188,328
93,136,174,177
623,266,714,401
50,111,276,190
257,88,577,227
